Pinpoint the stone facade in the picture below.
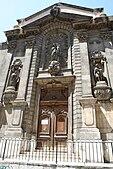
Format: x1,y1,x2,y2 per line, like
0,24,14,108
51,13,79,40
0,2,113,168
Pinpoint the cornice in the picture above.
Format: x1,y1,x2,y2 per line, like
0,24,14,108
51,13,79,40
73,21,113,30
5,28,40,41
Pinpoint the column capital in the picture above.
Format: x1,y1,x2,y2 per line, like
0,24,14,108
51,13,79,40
25,38,35,48
100,31,112,41
8,40,17,52
77,32,88,42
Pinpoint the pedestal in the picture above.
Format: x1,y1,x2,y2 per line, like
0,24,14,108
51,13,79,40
5,99,28,138
79,97,101,140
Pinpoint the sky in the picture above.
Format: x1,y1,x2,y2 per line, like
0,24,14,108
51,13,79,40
0,0,113,42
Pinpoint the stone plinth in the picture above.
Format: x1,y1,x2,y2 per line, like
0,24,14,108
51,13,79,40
94,81,112,101
79,97,101,140
3,86,17,105
5,99,28,137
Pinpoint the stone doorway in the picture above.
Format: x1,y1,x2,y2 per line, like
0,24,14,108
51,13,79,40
37,88,68,145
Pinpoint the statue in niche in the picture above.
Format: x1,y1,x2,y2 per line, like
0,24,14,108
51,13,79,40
48,43,61,76
8,59,23,91
91,51,108,85
51,43,60,61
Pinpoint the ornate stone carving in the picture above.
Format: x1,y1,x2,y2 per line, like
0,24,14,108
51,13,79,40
50,5,61,17
8,40,17,52
77,32,88,42
48,60,60,76
100,32,112,41
25,38,35,48
94,81,112,101
51,43,60,61
48,43,61,75
42,32,68,70
91,51,112,101
91,51,108,85
8,59,23,89
3,59,23,104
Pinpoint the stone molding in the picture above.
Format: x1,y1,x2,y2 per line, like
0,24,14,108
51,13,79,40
42,22,73,35
73,21,113,30
5,28,40,41
79,97,97,108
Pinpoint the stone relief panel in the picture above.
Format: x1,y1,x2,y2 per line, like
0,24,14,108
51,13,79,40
40,31,68,70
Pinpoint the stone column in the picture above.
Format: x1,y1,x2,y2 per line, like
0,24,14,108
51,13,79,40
79,97,101,140
78,32,92,97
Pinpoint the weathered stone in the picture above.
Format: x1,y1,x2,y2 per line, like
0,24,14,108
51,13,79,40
0,2,113,168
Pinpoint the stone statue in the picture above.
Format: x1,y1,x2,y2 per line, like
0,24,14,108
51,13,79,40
91,50,108,85
51,43,60,61
94,63,108,84
48,43,61,76
8,59,23,90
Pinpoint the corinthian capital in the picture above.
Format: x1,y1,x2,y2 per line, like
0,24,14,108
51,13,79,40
25,38,35,48
77,32,88,42
100,31,112,41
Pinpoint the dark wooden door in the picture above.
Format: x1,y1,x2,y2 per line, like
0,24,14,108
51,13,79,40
37,87,68,143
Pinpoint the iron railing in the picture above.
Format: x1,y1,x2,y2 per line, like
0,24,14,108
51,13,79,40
0,138,113,165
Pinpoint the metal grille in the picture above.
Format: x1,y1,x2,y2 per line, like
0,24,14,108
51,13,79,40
0,138,113,164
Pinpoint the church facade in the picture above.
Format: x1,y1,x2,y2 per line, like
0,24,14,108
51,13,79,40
0,2,113,168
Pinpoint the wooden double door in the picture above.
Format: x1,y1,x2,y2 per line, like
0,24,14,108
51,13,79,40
37,88,68,142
